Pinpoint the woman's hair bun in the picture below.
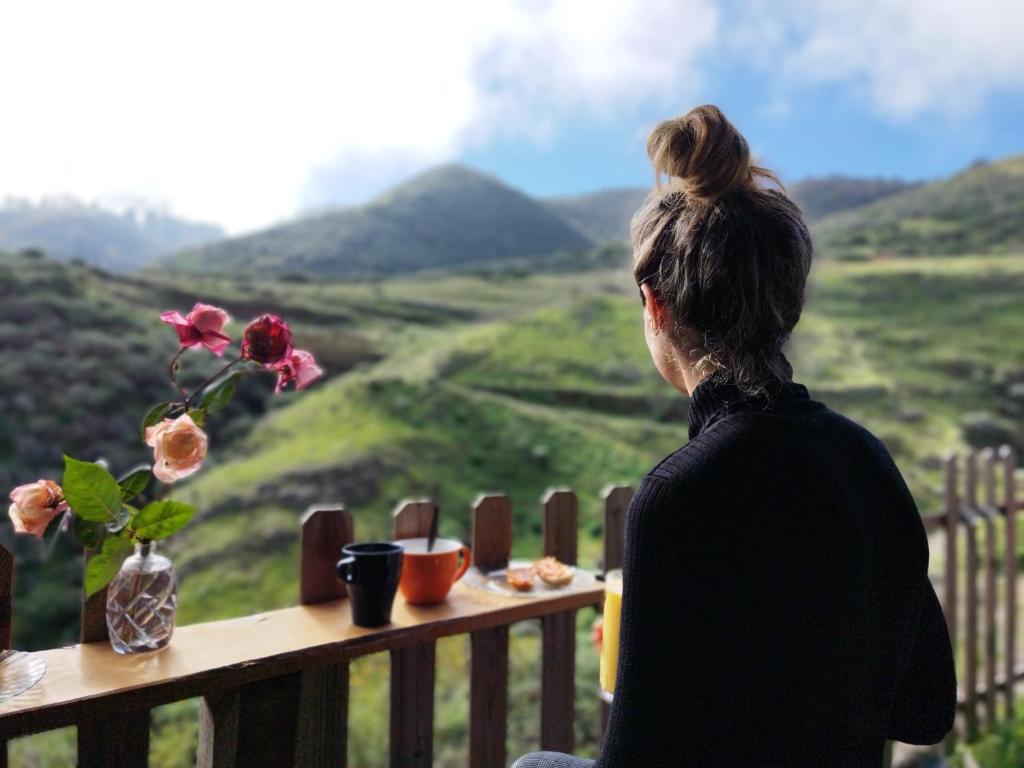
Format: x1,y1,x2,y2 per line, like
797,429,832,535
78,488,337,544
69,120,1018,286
646,104,756,202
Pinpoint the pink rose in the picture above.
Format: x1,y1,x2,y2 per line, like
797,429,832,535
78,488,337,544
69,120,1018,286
145,413,209,483
8,480,69,538
161,303,232,356
241,314,293,365
272,349,324,393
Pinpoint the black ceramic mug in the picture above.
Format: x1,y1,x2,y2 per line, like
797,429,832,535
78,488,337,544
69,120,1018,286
336,542,404,628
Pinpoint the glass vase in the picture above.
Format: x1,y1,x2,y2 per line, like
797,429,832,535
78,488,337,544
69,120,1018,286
105,541,178,654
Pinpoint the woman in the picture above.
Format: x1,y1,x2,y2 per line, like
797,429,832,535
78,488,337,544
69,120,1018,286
513,105,956,767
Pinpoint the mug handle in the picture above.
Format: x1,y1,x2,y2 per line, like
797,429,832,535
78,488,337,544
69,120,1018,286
337,555,356,582
453,545,472,582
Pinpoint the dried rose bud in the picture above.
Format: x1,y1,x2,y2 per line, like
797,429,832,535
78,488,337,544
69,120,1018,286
240,314,293,365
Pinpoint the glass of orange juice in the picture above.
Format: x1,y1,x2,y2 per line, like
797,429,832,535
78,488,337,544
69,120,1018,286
599,568,623,700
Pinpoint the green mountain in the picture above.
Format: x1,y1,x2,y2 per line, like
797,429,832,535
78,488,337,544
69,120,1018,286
787,176,919,221
814,155,1024,258
0,201,222,271
546,188,649,243
544,177,916,244
167,164,592,277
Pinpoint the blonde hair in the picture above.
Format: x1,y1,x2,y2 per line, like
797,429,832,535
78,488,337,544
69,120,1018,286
632,105,813,395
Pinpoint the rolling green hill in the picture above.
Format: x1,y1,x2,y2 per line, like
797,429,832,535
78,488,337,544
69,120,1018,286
167,165,592,277
788,176,919,222
0,201,222,271
544,176,917,244
814,155,1024,258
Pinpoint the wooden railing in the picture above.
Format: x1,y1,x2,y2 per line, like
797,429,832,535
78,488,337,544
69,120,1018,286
919,446,1020,757
0,486,633,768
0,445,1016,767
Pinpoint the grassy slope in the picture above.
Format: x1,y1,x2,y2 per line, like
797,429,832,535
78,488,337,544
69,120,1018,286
11,253,1024,766
814,156,1024,258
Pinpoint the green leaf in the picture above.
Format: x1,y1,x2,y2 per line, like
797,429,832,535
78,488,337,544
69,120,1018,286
200,372,241,416
130,500,196,540
117,465,152,501
62,456,122,523
141,402,172,439
84,535,134,598
72,516,106,549
186,408,206,428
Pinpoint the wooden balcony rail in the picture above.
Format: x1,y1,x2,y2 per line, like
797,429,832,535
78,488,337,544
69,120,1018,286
0,486,633,768
0,444,1016,767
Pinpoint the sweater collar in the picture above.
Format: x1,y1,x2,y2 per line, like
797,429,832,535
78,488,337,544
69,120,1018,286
687,371,811,440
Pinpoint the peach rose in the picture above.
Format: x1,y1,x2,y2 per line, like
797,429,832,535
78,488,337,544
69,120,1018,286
145,413,209,483
8,480,69,538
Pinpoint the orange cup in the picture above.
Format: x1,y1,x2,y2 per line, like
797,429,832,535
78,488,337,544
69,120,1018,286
395,538,472,605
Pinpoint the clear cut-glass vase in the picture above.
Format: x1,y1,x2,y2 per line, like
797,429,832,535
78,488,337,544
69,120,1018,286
105,541,178,654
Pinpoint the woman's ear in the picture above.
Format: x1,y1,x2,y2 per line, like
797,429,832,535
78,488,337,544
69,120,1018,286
641,283,666,334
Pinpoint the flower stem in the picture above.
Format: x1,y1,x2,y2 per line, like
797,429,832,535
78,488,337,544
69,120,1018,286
185,357,243,410
168,348,189,402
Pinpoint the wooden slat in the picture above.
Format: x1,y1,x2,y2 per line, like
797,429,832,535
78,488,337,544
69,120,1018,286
469,493,512,768
200,506,354,768
390,642,435,768
0,580,602,740
600,485,631,575
296,506,352,768
540,488,578,753
943,454,959,653
471,494,511,572
599,485,631,736
300,505,353,604
80,548,108,644
78,546,152,766
295,662,349,768
198,673,302,768
1003,446,1018,717
980,449,998,728
77,715,150,768
470,625,509,768
197,689,240,768
390,500,437,768
393,499,436,541
964,451,979,741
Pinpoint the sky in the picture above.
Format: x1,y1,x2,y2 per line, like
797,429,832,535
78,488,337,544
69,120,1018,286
1,0,1023,234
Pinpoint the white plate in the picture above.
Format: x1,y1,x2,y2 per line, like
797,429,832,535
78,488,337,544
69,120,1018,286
462,559,596,599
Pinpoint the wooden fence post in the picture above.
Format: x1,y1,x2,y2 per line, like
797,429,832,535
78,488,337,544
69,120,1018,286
197,505,353,768
540,488,578,753
963,452,980,742
979,449,998,729
941,452,960,756
598,485,631,738
470,494,511,768
78,547,149,768
390,499,438,768
1002,446,1018,717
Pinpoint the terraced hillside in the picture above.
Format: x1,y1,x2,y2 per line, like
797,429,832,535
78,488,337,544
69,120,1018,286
814,155,1024,258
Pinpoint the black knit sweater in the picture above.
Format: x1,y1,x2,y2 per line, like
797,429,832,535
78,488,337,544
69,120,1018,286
593,374,957,768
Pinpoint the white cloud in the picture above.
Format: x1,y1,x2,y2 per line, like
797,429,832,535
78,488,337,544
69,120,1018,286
0,0,717,232
739,0,1024,120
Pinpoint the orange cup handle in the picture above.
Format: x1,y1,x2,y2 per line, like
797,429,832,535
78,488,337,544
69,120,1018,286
453,545,472,582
